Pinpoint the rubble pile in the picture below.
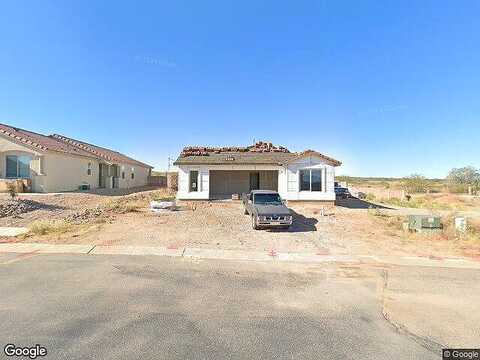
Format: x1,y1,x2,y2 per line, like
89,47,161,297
0,200,43,218
181,141,290,156
64,206,109,224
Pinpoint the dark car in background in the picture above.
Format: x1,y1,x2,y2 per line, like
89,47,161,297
335,187,352,199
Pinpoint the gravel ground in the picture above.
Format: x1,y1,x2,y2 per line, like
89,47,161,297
4,190,479,257
58,202,323,253
0,187,158,227
0,194,107,227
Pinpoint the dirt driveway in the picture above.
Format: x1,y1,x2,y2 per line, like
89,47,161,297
45,201,323,253
3,189,480,258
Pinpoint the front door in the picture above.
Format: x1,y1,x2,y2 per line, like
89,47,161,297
249,172,260,191
99,164,105,188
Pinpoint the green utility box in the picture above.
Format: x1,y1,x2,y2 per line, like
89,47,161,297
407,215,442,233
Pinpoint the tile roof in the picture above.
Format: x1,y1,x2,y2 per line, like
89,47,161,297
0,123,152,168
51,134,152,168
174,144,341,166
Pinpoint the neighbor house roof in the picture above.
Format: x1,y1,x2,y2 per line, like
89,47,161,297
51,134,152,168
174,142,341,166
0,123,152,168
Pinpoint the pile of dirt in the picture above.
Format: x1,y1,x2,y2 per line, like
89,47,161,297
0,200,44,218
64,206,111,224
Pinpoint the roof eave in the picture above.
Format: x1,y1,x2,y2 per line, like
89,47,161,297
174,160,283,166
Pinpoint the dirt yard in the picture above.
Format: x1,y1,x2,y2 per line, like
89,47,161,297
2,188,479,259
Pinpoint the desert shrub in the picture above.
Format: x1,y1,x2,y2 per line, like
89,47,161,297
105,198,146,213
123,200,145,212
447,167,480,194
6,182,17,200
29,220,72,236
367,206,388,217
366,193,376,201
151,188,176,202
402,174,430,194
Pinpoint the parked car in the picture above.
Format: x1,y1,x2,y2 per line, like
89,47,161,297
242,190,292,230
335,187,352,199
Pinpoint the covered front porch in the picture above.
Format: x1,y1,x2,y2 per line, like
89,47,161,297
209,170,278,200
176,165,282,200
98,163,121,189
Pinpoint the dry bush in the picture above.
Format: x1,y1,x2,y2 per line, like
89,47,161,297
105,198,146,213
367,207,389,217
6,182,17,200
29,220,73,236
151,188,176,202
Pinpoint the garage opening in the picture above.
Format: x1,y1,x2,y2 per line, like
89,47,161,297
209,170,278,199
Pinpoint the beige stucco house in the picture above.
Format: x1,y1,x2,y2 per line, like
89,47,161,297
0,123,152,193
174,141,341,203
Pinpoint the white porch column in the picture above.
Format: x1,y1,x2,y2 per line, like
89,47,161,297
322,167,327,192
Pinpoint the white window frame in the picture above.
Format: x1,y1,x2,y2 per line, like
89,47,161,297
299,168,323,192
189,170,199,192
6,155,32,179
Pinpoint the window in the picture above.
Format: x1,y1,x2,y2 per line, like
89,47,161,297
311,170,322,191
87,163,92,176
299,169,322,192
189,170,199,192
6,155,32,178
131,167,135,180
254,193,282,205
299,170,310,191
122,171,125,179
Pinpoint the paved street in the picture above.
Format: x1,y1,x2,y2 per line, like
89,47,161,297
0,252,476,359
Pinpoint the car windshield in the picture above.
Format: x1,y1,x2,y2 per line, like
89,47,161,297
254,193,282,205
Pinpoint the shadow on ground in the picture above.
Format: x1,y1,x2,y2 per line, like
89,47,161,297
335,197,393,210
268,210,318,233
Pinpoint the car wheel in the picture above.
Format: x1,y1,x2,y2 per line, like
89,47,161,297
252,215,259,230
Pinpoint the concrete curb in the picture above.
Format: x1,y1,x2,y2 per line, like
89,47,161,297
0,243,479,269
183,248,273,262
0,227,29,237
0,243,94,254
91,245,184,257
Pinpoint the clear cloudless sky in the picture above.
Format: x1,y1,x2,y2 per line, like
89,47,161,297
0,1,478,177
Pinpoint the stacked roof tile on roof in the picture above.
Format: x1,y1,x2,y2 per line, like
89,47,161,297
174,142,341,166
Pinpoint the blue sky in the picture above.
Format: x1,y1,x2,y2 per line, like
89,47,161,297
0,1,478,177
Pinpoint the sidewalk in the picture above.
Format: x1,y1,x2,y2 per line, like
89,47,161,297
1,242,480,269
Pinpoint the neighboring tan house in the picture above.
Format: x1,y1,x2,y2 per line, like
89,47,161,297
0,123,152,193
174,141,341,203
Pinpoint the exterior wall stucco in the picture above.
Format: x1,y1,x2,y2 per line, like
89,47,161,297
177,165,210,200
117,164,151,189
0,135,151,193
278,156,336,201
41,153,100,192
178,158,337,201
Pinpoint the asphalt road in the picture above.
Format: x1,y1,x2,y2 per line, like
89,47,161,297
0,252,468,360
